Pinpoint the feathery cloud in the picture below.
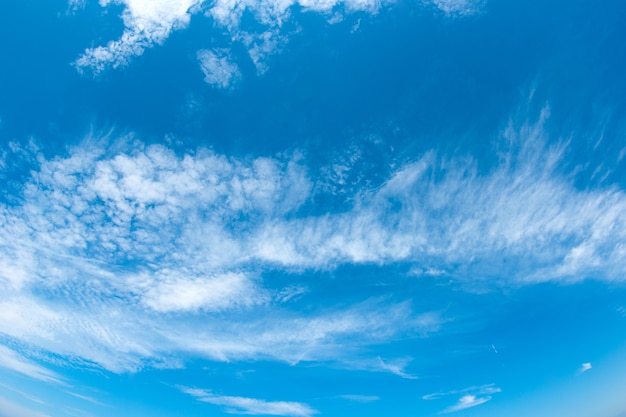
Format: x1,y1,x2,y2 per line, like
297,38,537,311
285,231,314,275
0,396,51,417
0,345,61,384
181,387,318,417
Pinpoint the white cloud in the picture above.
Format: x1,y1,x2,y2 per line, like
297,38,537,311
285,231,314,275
75,0,202,74
65,392,106,407
377,357,418,379
423,384,501,400
1,107,626,373
443,395,491,413
76,0,485,75
197,49,241,89
181,387,318,417
0,345,61,384
579,362,592,373
141,271,265,313
424,384,500,413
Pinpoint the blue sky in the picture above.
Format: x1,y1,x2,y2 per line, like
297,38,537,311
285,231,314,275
1,0,626,416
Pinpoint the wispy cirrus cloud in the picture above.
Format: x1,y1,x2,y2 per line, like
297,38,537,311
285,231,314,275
0,396,51,417
423,384,500,413
377,357,418,379
0,346,62,384
180,387,318,417
422,384,501,401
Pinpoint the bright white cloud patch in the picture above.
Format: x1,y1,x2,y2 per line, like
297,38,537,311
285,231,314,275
443,395,491,413
75,0,201,74
197,49,241,88
141,272,264,313
579,362,592,373
181,387,318,417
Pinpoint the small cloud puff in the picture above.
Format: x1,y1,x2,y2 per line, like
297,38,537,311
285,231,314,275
579,362,592,373
443,395,491,413
197,49,241,89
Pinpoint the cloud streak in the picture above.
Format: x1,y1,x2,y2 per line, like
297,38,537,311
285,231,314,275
0,345,61,384
0,396,51,417
181,387,318,417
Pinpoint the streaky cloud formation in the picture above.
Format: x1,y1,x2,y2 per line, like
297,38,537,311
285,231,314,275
338,394,380,403
422,384,501,401
377,357,418,379
0,346,62,384
0,396,51,417
424,384,500,413
180,387,318,417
